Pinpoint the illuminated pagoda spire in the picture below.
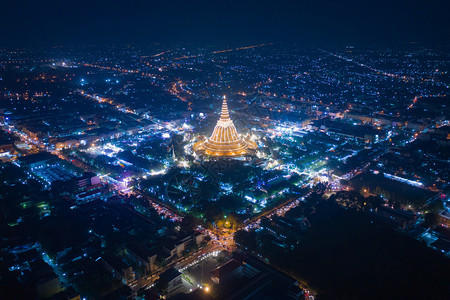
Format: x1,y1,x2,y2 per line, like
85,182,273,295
219,96,230,120
194,95,257,157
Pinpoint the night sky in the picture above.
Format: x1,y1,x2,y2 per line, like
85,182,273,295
1,0,450,46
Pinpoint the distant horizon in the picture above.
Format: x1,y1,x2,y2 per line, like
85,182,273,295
2,41,450,51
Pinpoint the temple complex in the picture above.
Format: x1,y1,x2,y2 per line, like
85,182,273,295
194,96,257,157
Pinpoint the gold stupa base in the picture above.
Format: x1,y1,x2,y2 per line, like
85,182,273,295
194,139,257,157
193,96,258,158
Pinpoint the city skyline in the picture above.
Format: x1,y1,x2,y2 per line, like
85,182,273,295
0,1,449,300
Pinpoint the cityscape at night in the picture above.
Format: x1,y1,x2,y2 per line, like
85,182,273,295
1,1,450,299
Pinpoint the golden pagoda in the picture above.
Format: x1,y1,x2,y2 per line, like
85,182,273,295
194,96,257,157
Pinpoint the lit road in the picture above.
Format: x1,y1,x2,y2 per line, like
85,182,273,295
241,194,307,231
134,190,183,222
175,244,223,272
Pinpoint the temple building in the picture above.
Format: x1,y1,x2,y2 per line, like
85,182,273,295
194,96,257,157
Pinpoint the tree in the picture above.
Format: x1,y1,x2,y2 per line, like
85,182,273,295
226,213,242,230
181,214,197,232
423,212,440,228
216,194,244,213
216,219,224,229
155,278,168,295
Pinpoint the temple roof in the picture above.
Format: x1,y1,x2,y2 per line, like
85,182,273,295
194,96,257,157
